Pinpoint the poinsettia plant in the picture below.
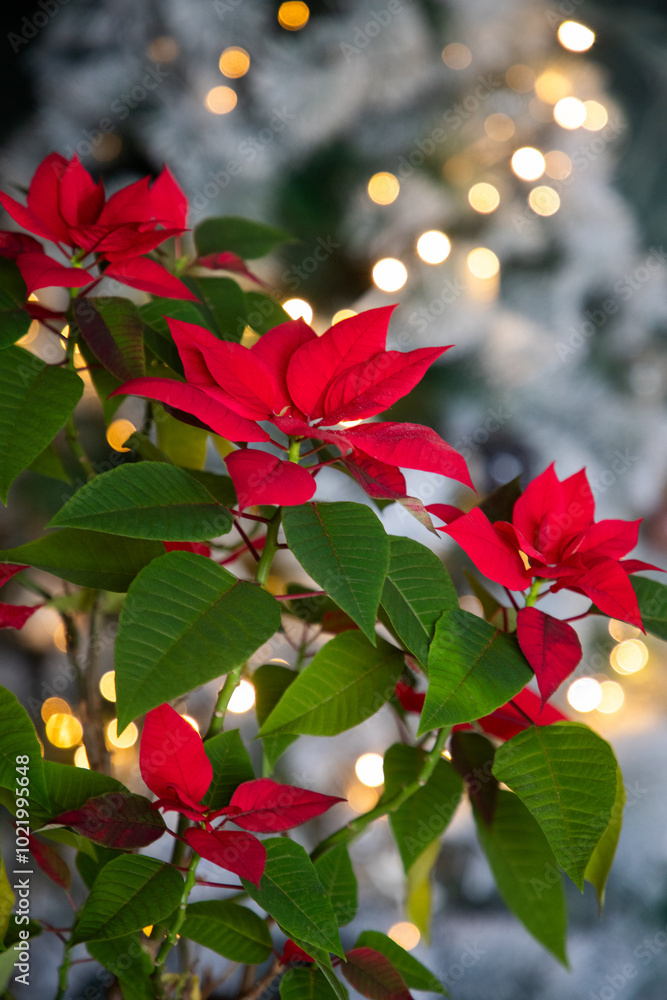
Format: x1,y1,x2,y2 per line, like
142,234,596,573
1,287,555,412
0,152,665,1000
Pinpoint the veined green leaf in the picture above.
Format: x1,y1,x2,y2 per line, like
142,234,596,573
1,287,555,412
493,722,618,890
313,844,357,926
203,729,255,811
632,576,667,641
584,766,625,908
194,216,292,260
245,292,291,335
155,405,208,469
406,839,440,943
253,662,298,773
182,900,272,963
33,761,124,827
73,296,144,382
115,551,281,727
185,276,246,342
354,930,448,994
87,934,154,1000
0,686,48,810
258,633,404,738
280,966,345,1000
283,502,389,643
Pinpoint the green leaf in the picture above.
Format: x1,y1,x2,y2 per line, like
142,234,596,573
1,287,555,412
449,730,498,826
155,404,209,470
203,729,255,811
140,296,216,374
28,442,70,483
0,260,30,349
77,339,123,421
258,633,405,738
282,502,389,643
49,463,231,540
87,934,154,1000
245,291,292,334
0,857,13,944
280,967,345,1000
418,609,533,733
187,470,237,507
493,722,618,890
181,900,272,963
313,844,357,926
186,276,246,341
0,530,164,592
632,576,667,641
35,761,125,825
0,346,83,503
73,297,144,381
383,745,462,873
584,766,625,908
380,537,458,666
406,838,439,943
253,662,298,773
354,930,448,994
242,838,343,958
477,476,521,523
72,855,183,943
474,790,568,964
194,216,292,259
76,845,125,890
115,551,281,727
0,686,49,810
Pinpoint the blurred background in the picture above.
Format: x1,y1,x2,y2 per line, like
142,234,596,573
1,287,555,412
1,0,667,997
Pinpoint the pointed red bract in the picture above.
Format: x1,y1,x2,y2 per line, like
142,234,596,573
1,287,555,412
196,251,264,284
27,833,71,891
454,687,569,742
140,704,212,811
226,450,316,509
224,778,344,832
568,557,644,629
0,603,41,629
342,948,412,1000
443,507,530,590
184,828,266,886
281,940,314,964
54,792,167,849
344,422,473,490
394,681,426,713
104,256,197,300
0,232,43,258
16,252,92,294
516,607,583,704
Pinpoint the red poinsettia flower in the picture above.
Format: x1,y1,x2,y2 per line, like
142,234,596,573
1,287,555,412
113,306,473,508
0,152,194,300
139,704,343,885
0,565,42,629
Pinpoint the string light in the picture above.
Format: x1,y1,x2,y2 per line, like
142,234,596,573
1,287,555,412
332,309,357,325
46,713,84,748
53,622,68,652
554,97,587,129
228,680,256,714
74,745,90,769
596,681,625,714
372,258,408,292
416,231,451,264
219,47,250,78
544,150,572,180
467,248,499,279
441,43,471,69
582,100,608,131
367,172,400,205
283,298,313,324
388,922,420,950
41,698,71,722
355,752,384,787
347,784,379,812
505,64,535,92
557,21,595,52
146,37,179,62
484,114,514,141
278,2,310,30
608,619,640,642
610,640,648,675
99,671,117,702
534,70,571,105
468,182,500,214
528,186,561,216
511,147,545,181
205,87,237,114
181,714,200,733
567,677,603,712
106,419,136,453
106,719,139,749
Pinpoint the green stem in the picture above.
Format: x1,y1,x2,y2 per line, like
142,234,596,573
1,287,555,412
153,851,199,976
255,508,282,590
311,728,450,861
525,579,543,607
65,416,95,481
55,937,73,1000
287,437,301,463
206,663,244,739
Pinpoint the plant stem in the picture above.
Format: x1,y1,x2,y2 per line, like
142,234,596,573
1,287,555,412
65,416,95,481
524,579,543,607
206,664,243,739
255,509,281,590
79,594,108,773
287,437,301,463
152,850,200,982
238,957,283,1000
54,937,73,1000
311,728,450,861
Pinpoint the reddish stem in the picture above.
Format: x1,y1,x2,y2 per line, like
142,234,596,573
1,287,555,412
233,520,260,562
275,591,326,601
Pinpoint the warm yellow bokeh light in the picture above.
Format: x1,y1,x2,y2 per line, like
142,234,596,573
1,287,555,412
554,97,587,129
46,713,84,749
332,309,357,325
74,745,90,769
441,43,472,69
567,677,603,712
468,182,500,214
610,639,649,675
106,419,136,453
367,172,400,206
528,185,561,217
347,783,380,813
557,21,595,52
388,922,421,951
181,714,200,733
534,70,571,105
442,748,452,760
506,64,536,92
582,100,608,131
99,671,117,702
283,298,313,324
608,619,641,642
219,47,250,78
372,258,408,292
355,752,384,788
458,594,485,617
467,247,500,279
484,113,515,142
228,679,256,714
205,86,237,115
416,231,451,264
53,621,67,652
511,147,545,181
107,719,138,749
596,681,625,715
278,1,310,30
41,697,71,722
146,36,180,63
544,150,572,180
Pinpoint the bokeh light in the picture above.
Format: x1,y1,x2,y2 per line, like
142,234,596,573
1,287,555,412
544,150,572,180
554,97,587,129
567,677,603,712
467,247,500,279
347,783,380,812
228,679,256,714
74,745,90,769
372,258,408,291
416,231,451,264
355,752,384,787
41,697,71,722
528,185,561,216
511,147,545,181
181,714,200,732
388,922,421,950
583,100,608,131
484,113,515,141
442,43,472,69
219,47,250,78
610,640,649,675
278,2,310,30
99,671,117,702
468,182,500,214
596,681,625,714
46,713,84,748
506,64,535,92
205,86,237,115
283,298,313,323
106,719,139,749
608,619,641,642
332,309,357,325
367,172,400,205
146,36,179,63
106,419,136,453
534,70,571,104
557,21,595,52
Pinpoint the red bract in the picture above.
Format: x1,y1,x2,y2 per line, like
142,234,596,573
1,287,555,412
183,828,267,886
454,686,569,742
113,307,473,507
438,464,660,628
0,153,194,299
0,564,41,629
140,704,212,814
217,778,344,832
516,607,582,704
